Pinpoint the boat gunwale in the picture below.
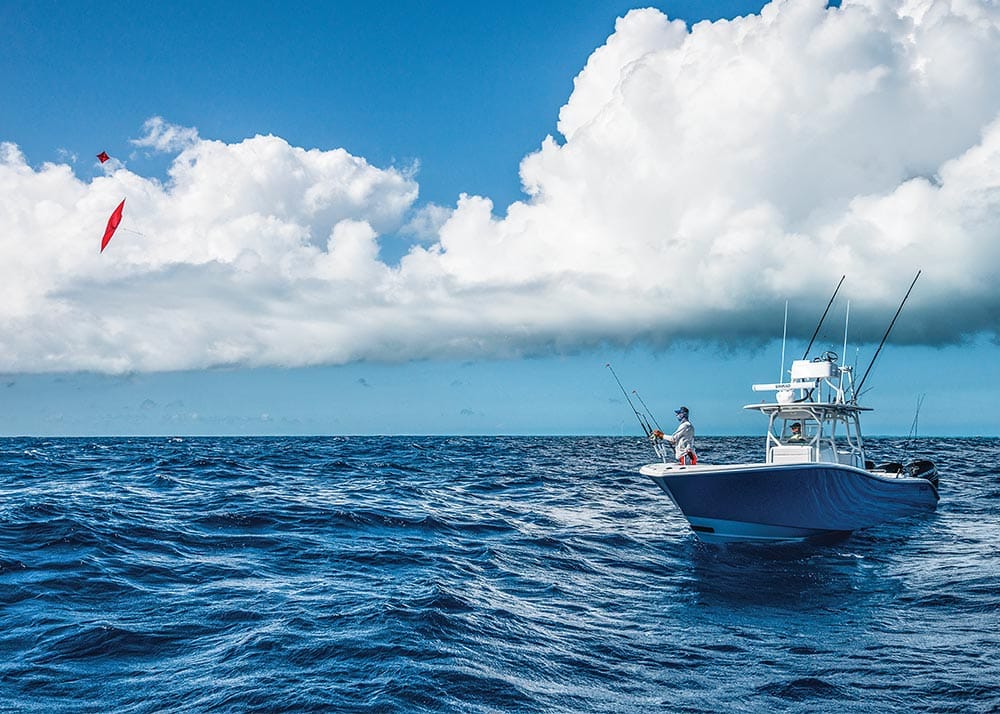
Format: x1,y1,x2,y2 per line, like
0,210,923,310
639,459,935,489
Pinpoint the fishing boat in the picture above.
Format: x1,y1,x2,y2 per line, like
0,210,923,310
636,273,939,544
640,354,939,543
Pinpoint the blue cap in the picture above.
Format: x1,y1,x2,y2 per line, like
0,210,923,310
675,406,689,416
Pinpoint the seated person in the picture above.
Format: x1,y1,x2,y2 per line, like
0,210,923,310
787,422,806,442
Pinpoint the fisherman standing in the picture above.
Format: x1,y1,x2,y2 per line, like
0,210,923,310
652,406,697,465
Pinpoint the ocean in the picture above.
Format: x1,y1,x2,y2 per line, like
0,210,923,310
0,436,997,713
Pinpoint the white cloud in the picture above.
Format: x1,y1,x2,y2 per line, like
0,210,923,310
130,116,200,153
3,0,1000,373
401,203,453,242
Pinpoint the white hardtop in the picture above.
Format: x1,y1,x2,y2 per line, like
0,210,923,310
743,355,868,468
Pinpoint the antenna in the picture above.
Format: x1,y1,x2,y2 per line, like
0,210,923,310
855,270,922,398
851,347,860,400
840,300,850,397
803,275,846,360
779,300,788,382
842,300,850,366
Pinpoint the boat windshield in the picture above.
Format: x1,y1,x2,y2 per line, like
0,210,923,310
778,417,813,444
762,407,865,467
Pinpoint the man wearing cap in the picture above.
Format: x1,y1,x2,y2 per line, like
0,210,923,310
653,406,697,465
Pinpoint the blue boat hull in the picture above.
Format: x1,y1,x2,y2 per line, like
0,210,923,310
642,462,939,543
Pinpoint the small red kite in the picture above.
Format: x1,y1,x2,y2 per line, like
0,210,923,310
100,199,126,252
97,151,110,164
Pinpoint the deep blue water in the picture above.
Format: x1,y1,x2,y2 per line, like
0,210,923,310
1,436,998,713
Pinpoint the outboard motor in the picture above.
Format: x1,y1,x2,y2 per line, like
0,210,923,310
907,459,938,489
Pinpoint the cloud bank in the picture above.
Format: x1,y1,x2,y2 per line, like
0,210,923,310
3,0,1000,373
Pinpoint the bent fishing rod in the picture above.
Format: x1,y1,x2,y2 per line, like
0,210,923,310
632,389,663,433
606,363,652,437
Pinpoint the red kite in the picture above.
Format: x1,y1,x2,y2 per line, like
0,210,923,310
100,199,126,252
97,151,110,164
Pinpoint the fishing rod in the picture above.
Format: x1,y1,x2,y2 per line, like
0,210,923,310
855,270,922,399
605,363,652,437
632,389,662,433
908,393,926,441
802,274,846,360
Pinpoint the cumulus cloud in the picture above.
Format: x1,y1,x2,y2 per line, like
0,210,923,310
401,203,453,242
2,0,1000,373
131,116,200,153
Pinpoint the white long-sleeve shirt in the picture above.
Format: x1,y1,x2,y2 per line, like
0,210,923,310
666,419,695,461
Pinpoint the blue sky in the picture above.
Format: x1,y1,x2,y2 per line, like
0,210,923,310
2,1,769,210
2,0,998,437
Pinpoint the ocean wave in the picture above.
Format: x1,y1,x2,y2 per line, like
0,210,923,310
0,436,997,712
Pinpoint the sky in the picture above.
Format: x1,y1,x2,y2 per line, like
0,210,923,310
1,0,999,437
